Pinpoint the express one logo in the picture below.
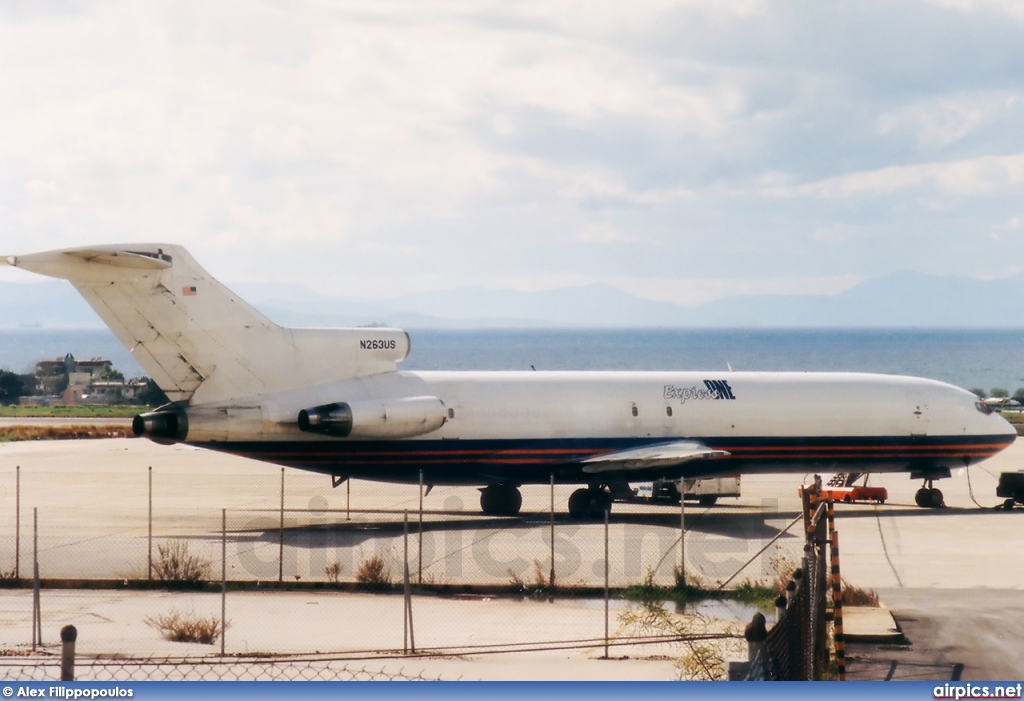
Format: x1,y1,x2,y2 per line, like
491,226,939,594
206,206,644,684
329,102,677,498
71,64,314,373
663,380,736,403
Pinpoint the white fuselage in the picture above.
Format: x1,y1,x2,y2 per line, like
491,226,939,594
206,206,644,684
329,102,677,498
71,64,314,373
187,370,1015,485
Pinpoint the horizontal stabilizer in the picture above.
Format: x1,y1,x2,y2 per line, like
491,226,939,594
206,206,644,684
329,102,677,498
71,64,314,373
581,440,729,474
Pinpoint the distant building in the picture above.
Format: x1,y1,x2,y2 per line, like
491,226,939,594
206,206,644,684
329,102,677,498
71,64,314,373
27,353,144,406
35,353,113,379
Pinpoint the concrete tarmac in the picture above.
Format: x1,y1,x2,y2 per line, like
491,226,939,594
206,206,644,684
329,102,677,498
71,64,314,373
1,436,1022,680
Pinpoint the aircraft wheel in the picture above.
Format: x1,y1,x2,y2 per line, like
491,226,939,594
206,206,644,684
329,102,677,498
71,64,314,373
928,488,944,508
914,488,928,508
698,496,718,507
1003,498,1016,511
480,485,522,516
568,488,611,520
843,495,852,504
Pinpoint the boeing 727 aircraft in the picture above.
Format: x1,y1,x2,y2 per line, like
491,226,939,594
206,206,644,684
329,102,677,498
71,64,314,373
4,245,1016,517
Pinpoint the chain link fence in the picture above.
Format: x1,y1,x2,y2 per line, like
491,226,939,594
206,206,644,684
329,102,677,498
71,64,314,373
1,454,808,676
0,463,804,588
1,655,446,681
745,489,831,681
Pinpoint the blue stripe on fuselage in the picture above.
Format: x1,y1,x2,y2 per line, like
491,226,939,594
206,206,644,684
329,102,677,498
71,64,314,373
191,433,1015,486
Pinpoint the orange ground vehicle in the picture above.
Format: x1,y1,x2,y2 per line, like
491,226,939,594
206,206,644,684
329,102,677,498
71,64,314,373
798,485,888,504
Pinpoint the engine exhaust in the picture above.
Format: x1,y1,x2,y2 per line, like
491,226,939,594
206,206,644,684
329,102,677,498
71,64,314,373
298,403,354,437
132,405,189,445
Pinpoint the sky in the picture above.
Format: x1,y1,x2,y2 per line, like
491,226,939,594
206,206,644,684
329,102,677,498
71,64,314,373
1,0,1023,307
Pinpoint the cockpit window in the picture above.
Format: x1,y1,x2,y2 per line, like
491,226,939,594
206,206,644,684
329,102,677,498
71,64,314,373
976,401,996,415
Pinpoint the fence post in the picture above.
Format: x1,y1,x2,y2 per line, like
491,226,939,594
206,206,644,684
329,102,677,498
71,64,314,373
60,625,77,681
32,507,41,649
403,511,415,654
278,468,284,583
604,506,610,659
147,466,153,580
15,465,20,579
221,508,227,656
549,472,555,587
679,485,686,582
831,530,846,681
745,613,767,661
418,470,423,585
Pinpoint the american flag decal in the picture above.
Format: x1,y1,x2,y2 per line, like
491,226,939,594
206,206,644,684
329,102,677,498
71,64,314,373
183,286,197,296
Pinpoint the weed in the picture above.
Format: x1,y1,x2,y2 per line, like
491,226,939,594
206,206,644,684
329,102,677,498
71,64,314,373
673,567,715,601
766,551,800,594
624,569,670,602
355,555,391,590
151,540,211,586
324,561,342,584
145,609,226,644
507,559,555,595
618,598,736,681
839,579,879,606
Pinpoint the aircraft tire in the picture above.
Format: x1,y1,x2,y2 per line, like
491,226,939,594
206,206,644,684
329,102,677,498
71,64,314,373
914,488,928,508
568,488,611,520
698,496,718,507
928,488,944,508
480,485,522,516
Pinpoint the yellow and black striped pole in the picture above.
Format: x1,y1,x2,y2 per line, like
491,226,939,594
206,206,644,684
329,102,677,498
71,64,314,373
831,528,846,681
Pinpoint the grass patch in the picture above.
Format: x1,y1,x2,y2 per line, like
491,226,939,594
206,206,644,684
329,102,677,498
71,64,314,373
623,568,777,609
0,406,148,418
0,425,130,442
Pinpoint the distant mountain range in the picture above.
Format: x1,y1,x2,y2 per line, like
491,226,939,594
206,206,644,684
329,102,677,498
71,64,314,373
2,272,1024,328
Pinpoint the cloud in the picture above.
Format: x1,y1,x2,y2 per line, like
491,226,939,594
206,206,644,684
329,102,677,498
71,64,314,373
2,0,1024,301
785,154,1024,199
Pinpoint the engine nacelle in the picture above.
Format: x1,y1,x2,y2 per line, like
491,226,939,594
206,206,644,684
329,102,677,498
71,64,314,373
298,396,447,439
133,405,189,445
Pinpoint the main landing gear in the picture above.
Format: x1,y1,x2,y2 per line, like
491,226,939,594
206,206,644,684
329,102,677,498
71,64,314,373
479,483,613,519
567,486,612,520
915,480,945,509
479,484,523,516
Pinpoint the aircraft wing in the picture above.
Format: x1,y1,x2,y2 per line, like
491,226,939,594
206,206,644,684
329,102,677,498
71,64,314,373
580,440,730,474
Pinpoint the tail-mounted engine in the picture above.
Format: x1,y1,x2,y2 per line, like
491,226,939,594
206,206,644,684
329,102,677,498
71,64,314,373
133,405,189,445
298,396,446,439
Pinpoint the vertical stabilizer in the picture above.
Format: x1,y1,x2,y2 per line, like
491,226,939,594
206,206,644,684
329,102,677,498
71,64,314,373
6,245,408,404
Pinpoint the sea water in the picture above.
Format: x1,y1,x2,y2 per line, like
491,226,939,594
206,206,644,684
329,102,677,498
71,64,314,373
1,327,1022,393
